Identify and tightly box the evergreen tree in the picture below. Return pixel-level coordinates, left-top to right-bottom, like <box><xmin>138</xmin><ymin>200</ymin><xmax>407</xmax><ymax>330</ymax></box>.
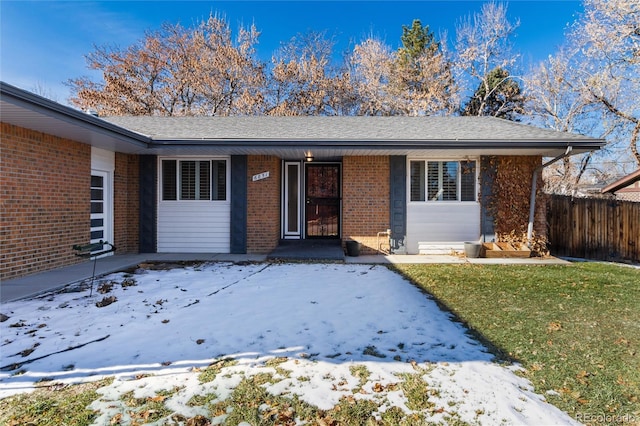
<box><xmin>462</xmin><ymin>67</ymin><xmax>524</xmax><ymax>120</ymax></box>
<box><xmin>390</xmin><ymin>19</ymin><xmax>457</xmax><ymax>115</ymax></box>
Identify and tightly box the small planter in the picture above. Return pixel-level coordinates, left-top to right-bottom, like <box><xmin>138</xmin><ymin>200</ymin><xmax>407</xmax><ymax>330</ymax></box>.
<box><xmin>464</xmin><ymin>242</ymin><xmax>482</xmax><ymax>258</ymax></box>
<box><xmin>345</xmin><ymin>240</ymin><xmax>361</xmax><ymax>257</ymax></box>
<box><xmin>482</xmin><ymin>242</ymin><xmax>531</xmax><ymax>258</ymax></box>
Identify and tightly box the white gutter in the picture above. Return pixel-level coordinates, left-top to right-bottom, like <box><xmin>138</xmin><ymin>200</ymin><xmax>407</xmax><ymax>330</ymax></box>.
<box><xmin>527</xmin><ymin>146</ymin><xmax>573</xmax><ymax>245</ymax></box>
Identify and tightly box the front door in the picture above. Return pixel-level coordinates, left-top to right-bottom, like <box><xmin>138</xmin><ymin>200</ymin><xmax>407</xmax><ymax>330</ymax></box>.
<box><xmin>305</xmin><ymin>164</ymin><xmax>340</xmax><ymax>238</ymax></box>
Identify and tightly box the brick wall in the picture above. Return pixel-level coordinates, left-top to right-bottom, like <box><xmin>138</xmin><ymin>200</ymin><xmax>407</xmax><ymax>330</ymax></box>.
<box><xmin>342</xmin><ymin>156</ymin><xmax>390</xmax><ymax>254</ymax></box>
<box><xmin>246</xmin><ymin>155</ymin><xmax>281</xmax><ymax>253</ymax></box>
<box><xmin>1</xmin><ymin>123</ymin><xmax>90</xmax><ymax>280</ymax></box>
<box><xmin>114</xmin><ymin>153</ymin><xmax>139</xmax><ymax>253</ymax></box>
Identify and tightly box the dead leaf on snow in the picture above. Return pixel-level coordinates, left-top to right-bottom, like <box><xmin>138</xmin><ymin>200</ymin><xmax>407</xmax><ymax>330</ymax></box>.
<box><xmin>97</xmin><ymin>282</ymin><xmax>114</xmax><ymax>294</ymax></box>
<box><xmin>386</xmin><ymin>383</ymin><xmax>399</xmax><ymax>391</ymax></box>
<box><xmin>96</xmin><ymin>296</ymin><xmax>117</xmax><ymax>308</ymax></box>
<box><xmin>110</xmin><ymin>413</ymin><xmax>123</xmax><ymax>425</ymax></box>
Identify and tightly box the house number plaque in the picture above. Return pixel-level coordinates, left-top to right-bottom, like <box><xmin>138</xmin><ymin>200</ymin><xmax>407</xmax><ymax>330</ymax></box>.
<box><xmin>252</xmin><ymin>171</ymin><xmax>270</xmax><ymax>181</ymax></box>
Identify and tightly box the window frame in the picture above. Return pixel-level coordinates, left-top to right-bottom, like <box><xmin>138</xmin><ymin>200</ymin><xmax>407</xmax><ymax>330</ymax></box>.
<box><xmin>159</xmin><ymin>157</ymin><xmax>230</xmax><ymax>203</ymax></box>
<box><xmin>408</xmin><ymin>158</ymin><xmax>478</xmax><ymax>203</ymax></box>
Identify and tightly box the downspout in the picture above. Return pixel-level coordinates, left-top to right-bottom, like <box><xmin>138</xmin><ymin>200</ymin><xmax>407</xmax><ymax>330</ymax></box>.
<box><xmin>527</xmin><ymin>146</ymin><xmax>573</xmax><ymax>246</ymax></box>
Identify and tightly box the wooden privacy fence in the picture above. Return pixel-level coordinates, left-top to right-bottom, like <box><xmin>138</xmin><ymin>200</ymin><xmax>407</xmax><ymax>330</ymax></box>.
<box><xmin>547</xmin><ymin>195</ymin><xmax>640</xmax><ymax>263</ymax></box>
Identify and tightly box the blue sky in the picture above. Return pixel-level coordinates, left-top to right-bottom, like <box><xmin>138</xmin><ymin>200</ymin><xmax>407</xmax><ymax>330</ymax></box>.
<box><xmin>1</xmin><ymin>1</ymin><xmax>583</xmax><ymax>104</ymax></box>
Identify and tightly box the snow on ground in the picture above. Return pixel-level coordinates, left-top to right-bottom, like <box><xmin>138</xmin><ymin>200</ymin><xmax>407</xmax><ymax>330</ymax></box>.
<box><xmin>0</xmin><ymin>262</ymin><xmax>578</xmax><ymax>424</ymax></box>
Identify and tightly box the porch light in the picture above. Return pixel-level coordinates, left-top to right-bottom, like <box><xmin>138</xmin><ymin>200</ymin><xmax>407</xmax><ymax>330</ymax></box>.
<box><xmin>305</xmin><ymin>153</ymin><xmax>314</xmax><ymax>162</ymax></box>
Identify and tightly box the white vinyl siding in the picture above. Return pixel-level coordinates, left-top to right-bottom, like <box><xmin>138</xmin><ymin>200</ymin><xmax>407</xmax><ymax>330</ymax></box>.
<box><xmin>90</xmin><ymin>147</ymin><xmax>114</xmax><ymax>255</ymax></box>
<box><xmin>406</xmin><ymin>203</ymin><xmax>481</xmax><ymax>254</ymax></box>
<box><xmin>158</xmin><ymin>157</ymin><xmax>230</xmax><ymax>253</ymax></box>
<box><xmin>406</xmin><ymin>158</ymin><xmax>479</xmax><ymax>254</ymax></box>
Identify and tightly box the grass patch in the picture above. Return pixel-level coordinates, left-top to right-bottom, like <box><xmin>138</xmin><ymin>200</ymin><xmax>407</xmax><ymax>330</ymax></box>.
<box><xmin>186</xmin><ymin>392</ymin><xmax>218</xmax><ymax>407</ymax></box>
<box><xmin>398</xmin><ymin>373</ymin><xmax>436</xmax><ymax>411</ymax></box>
<box><xmin>198</xmin><ymin>357</ymin><xmax>238</xmax><ymax>383</ymax></box>
<box><xmin>120</xmin><ymin>389</ymin><xmax>173</xmax><ymax>423</ymax></box>
<box><xmin>393</xmin><ymin>262</ymin><xmax>640</xmax><ymax>424</ymax></box>
<box><xmin>210</xmin><ymin>373</ymin><xmax>320</xmax><ymax>425</ymax></box>
<box><xmin>0</xmin><ymin>378</ymin><xmax>113</xmax><ymax>426</ymax></box>
<box><xmin>350</xmin><ymin>364</ymin><xmax>371</xmax><ymax>393</ymax></box>
<box><xmin>331</xmin><ymin>396</ymin><xmax>379</xmax><ymax>425</ymax></box>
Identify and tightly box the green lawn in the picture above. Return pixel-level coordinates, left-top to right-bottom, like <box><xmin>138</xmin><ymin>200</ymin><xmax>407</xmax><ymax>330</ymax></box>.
<box><xmin>393</xmin><ymin>262</ymin><xmax>640</xmax><ymax>425</ymax></box>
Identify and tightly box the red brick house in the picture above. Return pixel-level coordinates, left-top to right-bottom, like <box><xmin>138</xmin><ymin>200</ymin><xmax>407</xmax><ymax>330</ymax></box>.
<box><xmin>1</xmin><ymin>82</ymin><xmax>604</xmax><ymax>280</ymax></box>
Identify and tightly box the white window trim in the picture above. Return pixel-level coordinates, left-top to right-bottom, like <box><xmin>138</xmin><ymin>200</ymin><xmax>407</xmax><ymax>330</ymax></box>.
<box><xmin>282</xmin><ymin>161</ymin><xmax>302</xmax><ymax>239</ymax></box>
<box><xmin>407</xmin><ymin>157</ymin><xmax>479</xmax><ymax>204</ymax></box>
<box><xmin>158</xmin><ymin>156</ymin><xmax>230</xmax><ymax>204</ymax></box>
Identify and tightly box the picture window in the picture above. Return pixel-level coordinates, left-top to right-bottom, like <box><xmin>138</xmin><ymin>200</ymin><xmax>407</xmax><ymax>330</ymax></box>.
<box><xmin>162</xmin><ymin>159</ymin><xmax>227</xmax><ymax>201</ymax></box>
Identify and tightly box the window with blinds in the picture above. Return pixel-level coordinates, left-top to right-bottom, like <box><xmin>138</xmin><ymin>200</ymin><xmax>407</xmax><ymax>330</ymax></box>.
<box><xmin>162</xmin><ymin>159</ymin><xmax>227</xmax><ymax>201</ymax></box>
<box><xmin>410</xmin><ymin>160</ymin><xmax>476</xmax><ymax>202</ymax></box>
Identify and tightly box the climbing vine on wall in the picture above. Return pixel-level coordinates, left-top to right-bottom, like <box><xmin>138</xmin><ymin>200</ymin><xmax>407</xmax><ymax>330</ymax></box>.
<box><xmin>484</xmin><ymin>155</ymin><xmax>549</xmax><ymax>255</ymax></box>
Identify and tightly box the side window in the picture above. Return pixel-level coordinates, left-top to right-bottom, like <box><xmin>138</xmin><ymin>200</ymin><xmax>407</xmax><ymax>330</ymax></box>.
<box><xmin>460</xmin><ymin>161</ymin><xmax>476</xmax><ymax>202</ymax></box>
<box><xmin>162</xmin><ymin>159</ymin><xmax>227</xmax><ymax>201</ymax></box>
<box><xmin>212</xmin><ymin>160</ymin><xmax>227</xmax><ymax>201</ymax></box>
<box><xmin>410</xmin><ymin>161</ymin><xmax>425</xmax><ymax>201</ymax></box>
<box><xmin>162</xmin><ymin>160</ymin><xmax>177</xmax><ymax>200</ymax></box>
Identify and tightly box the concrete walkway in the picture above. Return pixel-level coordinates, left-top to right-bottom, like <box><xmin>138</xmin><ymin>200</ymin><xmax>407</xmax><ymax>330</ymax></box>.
<box><xmin>1</xmin><ymin>252</ymin><xmax>569</xmax><ymax>303</ymax></box>
<box><xmin>0</xmin><ymin>253</ymin><xmax>267</xmax><ymax>303</ymax></box>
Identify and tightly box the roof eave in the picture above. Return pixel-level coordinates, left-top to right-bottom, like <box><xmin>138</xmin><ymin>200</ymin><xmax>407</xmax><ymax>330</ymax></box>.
<box><xmin>148</xmin><ymin>137</ymin><xmax>605</xmax><ymax>152</ymax></box>
<box><xmin>1</xmin><ymin>81</ymin><xmax>150</xmax><ymax>151</ymax></box>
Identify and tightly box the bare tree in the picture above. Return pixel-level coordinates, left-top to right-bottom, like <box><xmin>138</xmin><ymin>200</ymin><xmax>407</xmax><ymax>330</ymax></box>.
<box><xmin>348</xmin><ymin>37</ymin><xmax>395</xmax><ymax>116</ymax></box>
<box><xmin>348</xmin><ymin>22</ymin><xmax>457</xmax><ymax>116</ymax></box>
<box><xmin>525</xmin><ymin>0</ymin><xmax>640</xmax><ymax>194</ymax></box>
<box><xmin>572</xmin><ymin>0</ymin><xmax>640</xmax><ymax>167</ymax></box>
<box><xmin>524</xmin><ymin>49</ymin><xmax>602</xmax><ymax>194</ymax></box>
<box><xmin>31</xmin><ymin>82</ymin><xmax>61</xmax><ymax>103</ymax></box>
<box><xmin>68</xmin><ymin>15</ymin><xmax>265</xmax><ymax>116</ymax></box>
<box><xmin>455</xmin><ymin>2</ymin><xmax>521</xmax><ymax>117</ymax></box>
<box><xmin>266</xmin><ymin>31</ymin><xmax>353</xmax><ymax>116</ymax></box>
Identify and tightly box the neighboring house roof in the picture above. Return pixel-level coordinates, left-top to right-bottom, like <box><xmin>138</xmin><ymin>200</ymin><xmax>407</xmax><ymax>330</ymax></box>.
<box><xmin>1</xmin><ymin>81</ymin><xmax>605</xmax><ymax>158</ymax></box>
<box><xmin>602</xmin><ymin>169</ymin><xmax>640</xmax><ymax>202</ymax></box>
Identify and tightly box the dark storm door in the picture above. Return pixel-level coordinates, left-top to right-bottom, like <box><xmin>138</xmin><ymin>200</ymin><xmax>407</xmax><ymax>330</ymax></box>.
<box><xmin>305</xmin><ymin>164</ymin><xmax>340</xmax><ymax>238</ymax></box>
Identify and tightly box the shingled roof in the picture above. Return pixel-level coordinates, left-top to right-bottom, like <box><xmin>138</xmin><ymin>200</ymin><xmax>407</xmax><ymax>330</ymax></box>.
<box><xmin>1</xmin><ymin>81</ymin><xmax>605</xmax><ymax>157</ymax></box>
<box><xmin>104</xmin><ymin>115</ymin><xmax>597</xmax><ymax>143</ymax></box>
